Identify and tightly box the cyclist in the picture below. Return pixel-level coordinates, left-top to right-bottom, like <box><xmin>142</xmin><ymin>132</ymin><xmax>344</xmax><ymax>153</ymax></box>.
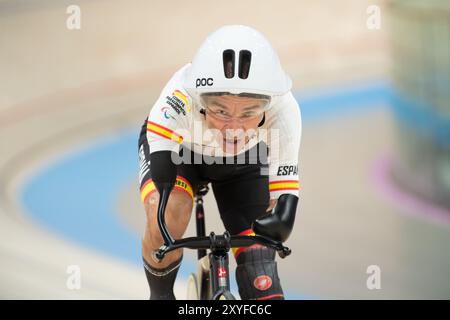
<box><xmin>138</xmin><ymin>25</ymin><xmax>301</xmax><ymax>300</ymax></box>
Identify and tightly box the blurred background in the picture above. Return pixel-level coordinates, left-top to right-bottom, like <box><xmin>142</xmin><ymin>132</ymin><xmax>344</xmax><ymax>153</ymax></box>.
<box><xmin>0</xmin><ymin>0</ymin><xmax>449</xmax><ymax>299</ymax></box>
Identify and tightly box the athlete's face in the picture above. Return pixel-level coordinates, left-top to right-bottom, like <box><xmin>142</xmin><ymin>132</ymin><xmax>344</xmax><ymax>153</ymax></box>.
<box><xmin>201</xmin><ymin>94</ymin><xmax>267</xmax><ymax>153</ymax></box>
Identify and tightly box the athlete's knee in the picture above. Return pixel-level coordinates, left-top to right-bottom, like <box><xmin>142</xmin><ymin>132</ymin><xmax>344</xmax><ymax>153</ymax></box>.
<box><xmin>142</xmin><ymin>192</ymin><xmax>186</xmax><ymax>266</ymax></box>
<box><xmin>147</xmin><ymin>187</ymin><xmax>192</xmax><ymax>214</ymax></box>
<box><xmin>235</xmin><ymin>247</ymin><xmax>284</xmax><ymax>300</ymax></box>
<box><xmin>144</xmin><ymin>190</ymin><xmax>192</xmax><ymax>244</ymax></box>
<box><xmin>142</xmin><ymin>235</ymin><xmax>182</xmax><ymax>268</ymax></box>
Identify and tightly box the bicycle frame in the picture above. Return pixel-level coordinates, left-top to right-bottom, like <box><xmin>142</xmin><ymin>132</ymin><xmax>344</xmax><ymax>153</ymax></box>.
<box><xmin>194</xmin><ymin>186</ymin><xmax>233</xmax><ymax>299</ymax></box>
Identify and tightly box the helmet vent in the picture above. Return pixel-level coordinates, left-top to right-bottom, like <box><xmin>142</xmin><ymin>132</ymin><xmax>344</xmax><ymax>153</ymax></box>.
<box><xmin>222</xmin><ymin>49</ymin><xmax>235</xmax><ymax>79</ymax></box>
<box><xmin>238</xmin><ymin>50</ymin><xmax>252</xmax><ymax>79</ymax></box>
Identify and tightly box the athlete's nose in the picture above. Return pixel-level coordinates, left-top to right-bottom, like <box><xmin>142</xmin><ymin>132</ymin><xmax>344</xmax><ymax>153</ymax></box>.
<box><xmin>223</xmin><ymin>118</ymin><xmax>243</xmax><ymax>131</ymax></box>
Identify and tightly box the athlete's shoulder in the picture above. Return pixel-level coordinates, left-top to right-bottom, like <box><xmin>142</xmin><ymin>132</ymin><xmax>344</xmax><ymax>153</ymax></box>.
<box><xmin>150</xmin><ymin>64</ymin><xmax>193</xmax><ymax>119</ymax></box>
<box><xmin>164</xmin><ymin>63</ymin><xmax>190</xmax><ymax>90</ymax></box>
<box><xmin>271</xmin><ymin>90</ymin><xmax>299</xmax><ymax>111</ymax></box>
<box><xmin>152</xmin><ymin>63</ymin><xmax>194</xmax><ymax>117</ymax></box>
<box><xmin>265</xmin><ymin>90</ymin><xmax>301</xmax><ymax>124</ymax></box>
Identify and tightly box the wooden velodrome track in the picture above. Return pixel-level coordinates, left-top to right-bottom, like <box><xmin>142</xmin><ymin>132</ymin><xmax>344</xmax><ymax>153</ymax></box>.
<box><xmin>1</xmin><ymin>0</ymin><xmax>449</xmax><ymax>299</ymax></box>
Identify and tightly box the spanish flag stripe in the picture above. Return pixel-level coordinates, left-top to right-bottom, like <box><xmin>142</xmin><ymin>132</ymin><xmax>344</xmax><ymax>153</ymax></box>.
<box><xmin>146</xmin><ymin>124</ymin><xmax>172</xmax><ymax>137</ymax></box>
<box><xmin>238</xmin><ymin>229</ymin><xmax>255</xmax><ymax>236</ymax></box>
<box><xmin>269</xmin><ymin>180</ymin><xmax>300</xmax><ymax>191</ymax></box>
<box><xmin>146</xmin><ymin>125</ymin><xmax>181</xmax><ymax>141</ymax></box>
<box><xmin>269</xmin><ymin>180</ymin><xmax>299</xmax><ymax>184</ymax></box>
<box><xmin>146</xmin><ymin>121</ymin><xmax>175</xmax><ymax>133</ymax></box>
<box><xmin>146</xmin><ymin>127</ymin><xmax>171</xmax><ymax>140</ymax></box>
<box><xmin>232</xmin><ymin>229</ymin><xmax>257</xmax><ymax>258</ymax></box>
<box><xmin>269</xmin><ymin>183</ymin><xmax>299</xmax><ymax>188</ymax></box>
<box><xmin>176</xmin><ymin>176</ymin><xmax>192</xmax><ymax>188</ymax></box>
<box><xmin>174</xmin><ymin>175</ymin><xmax>194</xmax><ymax>199</ymax></box>
<box><xmin>140</xmin><ymin>180</ymin><xmax>156</xmax><ymax>194</ymax></box>
<box><xmin>142</xmin><ymin>186</ymin><xmax>194</xmax><ymax>204</ymax></box>
<box><xmin>140</xmin><ymin>176</ymin><xmax>194</xmax><ymax>204</ymax></box>
<box><xmin>140</xmin><ymin>179</ymin><xmax>153</xmax><ymax>191</ymax></box>
<box><xmin>269</xmin><ymin>187</ymin><xmax>299</xmax><ymax>192</ymax></box>
<box><xmin>141</xmin><ymin>183</ymin><xmax>156</xmax><ymax>203</ymax></box>
<box><xmin>270</xmin><ymin>182</ymin><xmax>299</xmax><ymax>186</ymax></box>
<box><xmin>142</xmin><ymin>189</ymin><xmax>157</xmax><ymax>204</ymax></box>
<box><xmin>146</xmin><ymin>121</ymin><xmax>183</xmax><ymax>143</ymax></box>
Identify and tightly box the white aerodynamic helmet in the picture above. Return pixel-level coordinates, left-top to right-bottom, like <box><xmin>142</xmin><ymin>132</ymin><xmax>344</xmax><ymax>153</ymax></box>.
<box><xmin>183</xmin><ymin>25</ymin><xmax>292</xmax><ymax>109</ymax></box>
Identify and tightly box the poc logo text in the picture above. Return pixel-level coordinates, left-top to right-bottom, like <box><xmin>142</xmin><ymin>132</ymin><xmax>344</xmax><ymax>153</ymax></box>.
<box><xmin>196</xmin><ymin>78</ymin><xmax>214</xmax><ymax>88</ymax></box>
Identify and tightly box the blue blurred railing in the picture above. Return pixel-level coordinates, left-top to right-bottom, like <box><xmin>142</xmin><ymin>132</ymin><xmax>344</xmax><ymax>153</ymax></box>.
<box><xmin>388</xmin><ymin>0</ymin><xmax>450</xmax><ymax>207</ymax></box>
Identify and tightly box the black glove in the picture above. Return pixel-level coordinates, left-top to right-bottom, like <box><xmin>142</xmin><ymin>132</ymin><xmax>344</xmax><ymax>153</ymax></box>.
<box><xmin>252</xmin><ymin>194</ymin><xmax>298</xmax><ymax>243</ymax></box>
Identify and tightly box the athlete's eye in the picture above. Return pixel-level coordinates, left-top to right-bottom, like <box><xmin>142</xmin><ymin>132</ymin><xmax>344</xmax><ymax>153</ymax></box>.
<box><xmin>214</xmin><ymin>109</ymin><xmax>231</xmax><ymax>118</ymax></box>
<box><xmin>240</xmin><ymin>112</ymin><xmax>256</xmax><ymax>118</ymax></box>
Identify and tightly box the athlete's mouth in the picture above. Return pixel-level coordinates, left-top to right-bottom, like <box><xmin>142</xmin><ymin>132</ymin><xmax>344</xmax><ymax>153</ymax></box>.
<box><xmin>223</xmin><ymin>137</ymin><xmax>239</xmax><ymax>145</ymax></box>
<box><xmin>223</xmin><ymin>135</ymin><xmax>252</xmax><ymax>147</ymax></box>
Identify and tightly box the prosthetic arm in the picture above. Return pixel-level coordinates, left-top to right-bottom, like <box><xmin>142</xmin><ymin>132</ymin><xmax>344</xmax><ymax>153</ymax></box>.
<box><xmin>149</xmin><ymin>150</ymin><xmax>177</xmax><ymax>244</ymax></box>
<box><xmin>252</xmin><ymin>194</ymin><xmax>298</xmax><ymax>243</ymax></box>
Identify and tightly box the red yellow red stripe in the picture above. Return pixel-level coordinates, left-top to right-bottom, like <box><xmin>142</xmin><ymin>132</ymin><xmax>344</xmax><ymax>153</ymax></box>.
<box><xmin>232</xmin><ymin>229</ymin><xmax>263</xmax><ymax>258</ymax></box>
<box><xmin>174</xmin><ymin>176</ymin><xmax>194</xmax><ymax>199</ymax></box>
<box><xmin>140</xmin><ymin>176</ymin><xmax>193</xmax><ymax>204</ymax></box>
<box><xmin>269</xmin><ymin>180</ymin><xmax>300</xmax><ymax>192</ymax></box>
<box><xmin>146</xmin><ymin>121</ymin><xmax>183</xmax><ymax>144</ymax></box>
<box><xmin>140</xmin><ymin>179</ymin><xmax>156</xmax><ymax>204</ymax></box>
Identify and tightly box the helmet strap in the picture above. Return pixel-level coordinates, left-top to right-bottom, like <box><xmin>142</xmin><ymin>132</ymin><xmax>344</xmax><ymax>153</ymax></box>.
<box><xmin>257</xmin><ymin>113</ymin><xmax>265</xmax><ymax>127</ymax></box>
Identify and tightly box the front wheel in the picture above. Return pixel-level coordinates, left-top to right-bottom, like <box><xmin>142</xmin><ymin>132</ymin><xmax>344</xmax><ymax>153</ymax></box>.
<box><xmin>186</xmin><ymin>273</ymin><xmax>199</xmax><ymax>300</ymax></box>
<box><xmin>214</xmin><ymin>290</ymin><xmax>236</xmax><ymax>300</ymax></box>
